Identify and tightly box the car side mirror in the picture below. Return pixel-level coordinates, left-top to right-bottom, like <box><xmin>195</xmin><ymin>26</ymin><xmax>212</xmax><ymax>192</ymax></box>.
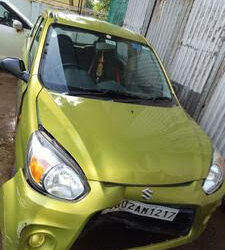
<box><xmin>0</xmin><ymin>58</ymin><xmax>29</xmax><ymax>82</ymax></box>
<box><xmin>13</xmin><ymin>20</ymin><xmax>23</xmax><ymax>31</ymax></box>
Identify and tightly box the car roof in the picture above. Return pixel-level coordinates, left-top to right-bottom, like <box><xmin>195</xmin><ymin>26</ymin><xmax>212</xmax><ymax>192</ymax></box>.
<box><xmin>45</xmin><ymin>11</ymin><xmax>147</xmax><ymax>45</ymax></box>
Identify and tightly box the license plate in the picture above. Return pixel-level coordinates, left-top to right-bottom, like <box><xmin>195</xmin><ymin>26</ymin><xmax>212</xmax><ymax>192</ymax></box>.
<box><xmin>102</xmin><ymin>200</ymin><xmax>179</xmax><ymax>222</ymax></box>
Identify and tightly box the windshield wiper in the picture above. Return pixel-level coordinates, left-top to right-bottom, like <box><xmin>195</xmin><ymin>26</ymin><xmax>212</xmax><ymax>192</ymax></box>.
<box><xmin>99</xmin><ymin>89</ymin><xmax>146</xmax><ymax>100</ymax></box>
<box><xmin>62</xmin><ymin>87</ymin><xmax>173</xmax><ymax>104</ymax></box>
<box><xmin>62</xmin><ymin>87</ymin><xmax>104</xmax><ymax>96</ymax></box>
<box><xmin>63</xmin><ymin>88</ymin><xmax>145</xmax><ymax>100</ymax></box>
<box><xmin>149</xmin><ymin>96</ymin><xmax>173</xmax><ymax>102</ymax></box>
<box><xmin>100</xmin><ymin>90</ymin><xmax>174</xmax><ymax>102</ymax></box>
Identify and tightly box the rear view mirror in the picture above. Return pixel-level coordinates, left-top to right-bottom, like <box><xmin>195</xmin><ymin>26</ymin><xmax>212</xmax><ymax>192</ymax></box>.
<box><xmin>13</xmin><ymin>20</ymin><xmax>23</xmax><ymax>31</ymax></box>
<box><xmin>0</xmin><ymin>57</ymin><xmax>29</xmax><ymax>82</ymax></box>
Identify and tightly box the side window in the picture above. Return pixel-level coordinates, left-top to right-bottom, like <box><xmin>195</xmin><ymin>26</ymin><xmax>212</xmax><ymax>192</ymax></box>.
<box><xmin>28</xmin><ymin>19</ymin><xmax>44</xmax><ymax>71</ymax></box>
<box><xmin>0</xmin><ymin>2</ymin><xmax>30</xmax><ymax>29</ymax></box>
<box><xmin>29</xmin><ymin>16</ymin><xmax>41</xmax><ymax>37</ymax></box>
<box><xmin>0</xmin><ymin>2</ymin><xmax>13</xmax><ymax>27</ymax></box>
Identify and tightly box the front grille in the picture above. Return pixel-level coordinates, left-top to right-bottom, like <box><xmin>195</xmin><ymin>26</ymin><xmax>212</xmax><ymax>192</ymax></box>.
<box><xmin>71</xmin><ymin>205</ymin><xmax>195</xmax><ymax>250</ymax></box>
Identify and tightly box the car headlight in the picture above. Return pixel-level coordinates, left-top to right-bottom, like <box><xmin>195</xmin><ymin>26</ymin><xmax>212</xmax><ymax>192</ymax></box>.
<box><xmin>25</xmin><ymin>130</ymin><xmax>89</xmax><ymax>201</ymax></box>
<box><xmin>202</xmin><ymin>150</ymin><xmax>225</xmax><ymax>194</ymax></box>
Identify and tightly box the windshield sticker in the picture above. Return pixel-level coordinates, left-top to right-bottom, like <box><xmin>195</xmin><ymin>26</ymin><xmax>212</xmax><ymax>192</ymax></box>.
<box><xmin>105</xmin><ymin>39</ymin><xmax>116</xmax><ymax>46</ymax></box>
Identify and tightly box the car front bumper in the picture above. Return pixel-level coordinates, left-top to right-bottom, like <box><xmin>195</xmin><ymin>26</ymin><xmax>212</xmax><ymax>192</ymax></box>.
<box><xmin>0</xmin><ymin>169</ymin><xmax>224</xmax><ymax>250</ymax></box>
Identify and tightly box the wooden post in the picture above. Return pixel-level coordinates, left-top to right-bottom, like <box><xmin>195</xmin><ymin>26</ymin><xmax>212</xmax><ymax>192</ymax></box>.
<box><xmin>69</xmin><ymin>0</ymin><xmax>73</xmax><ymax>6</ymax></box>
<box><xmin>79</xmin><ymin>0</ymin><xmax>84</xmax><ymax>15</ymax></box>
<box><xmin>77</xmin><ymin>0</ymin><xmax>81</xmax><ymax>12</ymax></box>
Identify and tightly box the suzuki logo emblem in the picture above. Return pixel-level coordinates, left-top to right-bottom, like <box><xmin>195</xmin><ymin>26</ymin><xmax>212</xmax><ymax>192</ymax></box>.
<box><xmin>141</xmin><ymin>188</ymin><xmax>153</xmax><ymax>200</ymax></box>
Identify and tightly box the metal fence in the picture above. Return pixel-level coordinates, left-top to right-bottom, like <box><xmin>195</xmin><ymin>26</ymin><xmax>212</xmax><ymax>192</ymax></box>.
<box><xmin>124</xmin><ymin>0</ymin><xmax>225</xmax><ymax>158</ymax></box>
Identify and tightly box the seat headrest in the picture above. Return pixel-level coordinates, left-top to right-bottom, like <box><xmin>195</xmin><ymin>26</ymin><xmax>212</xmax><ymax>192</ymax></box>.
<box><xmin>57</xmin><ymin>34</ymin><xmax>74</xmax><ymax>47</ymax></box>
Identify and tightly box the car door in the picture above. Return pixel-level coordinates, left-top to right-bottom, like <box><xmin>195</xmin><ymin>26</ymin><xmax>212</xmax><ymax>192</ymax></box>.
<box><xmin>0</xmin><ymin>1</ymin><xmax>32</xmax><ymax>59</ymax></box>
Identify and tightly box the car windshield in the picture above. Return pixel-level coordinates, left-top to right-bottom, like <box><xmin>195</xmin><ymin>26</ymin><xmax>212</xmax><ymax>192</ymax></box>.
<box><xmin>40</xmin><ymin>24</ymin><xmax>174</xmax><ymax>106</ymax></box>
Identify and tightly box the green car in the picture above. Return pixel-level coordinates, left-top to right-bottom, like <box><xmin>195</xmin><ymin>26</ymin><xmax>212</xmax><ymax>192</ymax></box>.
<box><xmin>0</xmin><ymin>11</ymin><xmax>225</xmax><ymax>250</ymax></box>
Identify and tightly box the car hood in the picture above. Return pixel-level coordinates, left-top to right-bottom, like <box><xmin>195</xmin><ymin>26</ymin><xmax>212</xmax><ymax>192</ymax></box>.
<box><xmin>37</xmin><ymin>89</ymin><xmax>212</xmax><ymax>185</ymax></box>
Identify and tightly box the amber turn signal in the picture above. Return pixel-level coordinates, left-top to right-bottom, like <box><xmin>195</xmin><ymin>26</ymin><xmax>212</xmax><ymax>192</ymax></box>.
<box><xmin>29</xmin><ymin>156</ymin><xmax>45</xmax><ymax>183</ymax></box>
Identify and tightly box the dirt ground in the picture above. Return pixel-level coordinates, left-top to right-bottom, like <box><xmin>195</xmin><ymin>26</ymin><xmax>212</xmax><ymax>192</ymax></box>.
<box><xmin>0</xmin><ymin>72</ymin><xmax>16</xmax><ymax>186</ymax></box>
<box><xmin>0</xmin><ymin>72</ymin><xmax>224</xmax><ymax>250</ymax></box>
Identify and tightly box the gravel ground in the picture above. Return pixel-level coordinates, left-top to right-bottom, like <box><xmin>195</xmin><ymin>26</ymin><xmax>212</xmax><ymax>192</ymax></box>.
<box><xmin>0</xmin><ymin>72</ymin><xmax>224</xmax><ymax>250</ymax></box>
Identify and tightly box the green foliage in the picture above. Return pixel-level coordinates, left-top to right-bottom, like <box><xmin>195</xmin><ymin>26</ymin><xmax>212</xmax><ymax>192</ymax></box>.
<box><xmin>93</xmin><ymin>0</ymin><xmax>111</xmax><ymax>14</ymax></box>
<box><xmin>91</xmin><ymin>0</ymin><xmax>111</xmax><ymax>20</ymax></box>
<box><xmin>85</xmin><ymin>0</ymin><xmax>94</xmax><ymax>9</ymax></box>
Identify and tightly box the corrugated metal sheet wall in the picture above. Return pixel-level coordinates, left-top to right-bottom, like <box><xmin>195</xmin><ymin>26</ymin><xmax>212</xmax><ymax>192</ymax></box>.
<box><xmin>146</xmin><ymin>0</ymin><xmax>193</xmax><ymax>66</ymax></box>
<box><xmin>169</xmin><ymin>0</ymin><xmax>225</xmax><ymax>116</ymax></box>
<box><xmin>200</xmin><ymin>57</ymin><xmax>225</xmax><ymax>158</ymax></box>
<box><xmin>123</xmin><ymin>0</ymin><xmax>156</xmax><ymax>34</ymax></box>
<box><xmin>124</xmin><ymin>0</ymin><xmax>225</xmax><ymax>156</ymax></box>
